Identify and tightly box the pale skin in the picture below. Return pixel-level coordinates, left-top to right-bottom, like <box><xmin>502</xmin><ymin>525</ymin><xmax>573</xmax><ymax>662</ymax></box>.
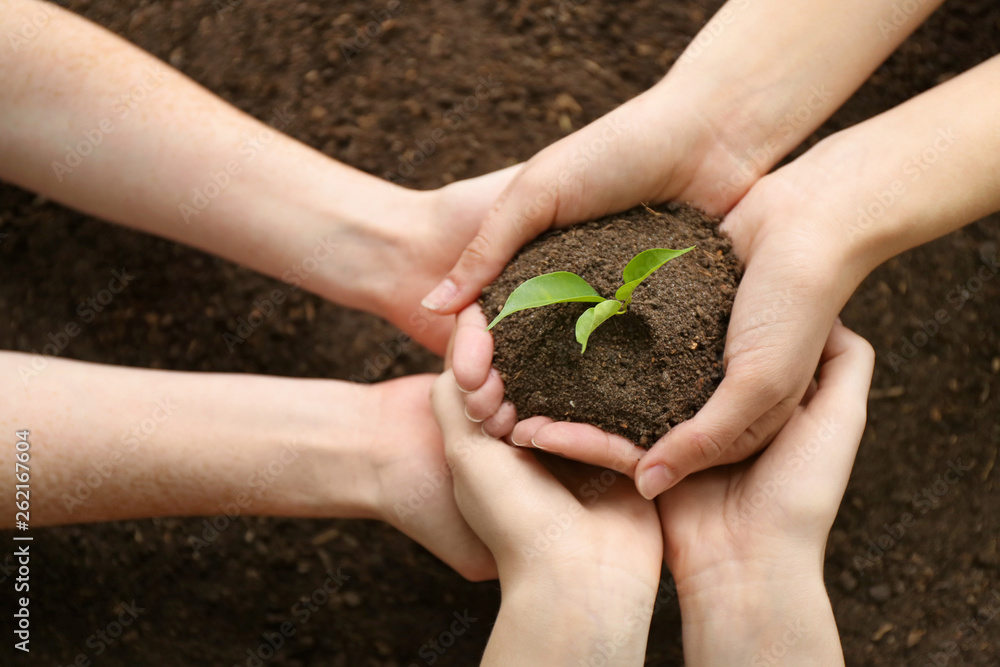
<box><xmin>0</xmin><ymin>0</ymin><xmax>520</xmax><ymax>354</ymax></box>
<box><xmin>434</xmin><ymin>321</ymin><xmax>875</xmax><ymax>664</ymax></box>
<box><xmin>0</xmin><ymin>353</ymin><xmax>499</xmax><ymax>580</ymax></box>
<box><xmin>0</xmin><ymin>0</ymin><xmax>955</xmax><ymax>661</ymax></box>
<box><xmin>661</xmin><ymin>322</ymin><xmax>873</xmax><ymax>665</ymax></box>
<box><xmin>0</xmin><ymin>0</ymin><xmax>523</xmax><ymax>579</ymax></box>
<box><xmin>445</xmin><ymin>0</ymin><xmax>1000</xmax><ymax>500</ymax></box>
<box><xmin>431</xmin><ymin>368</ymin><xmax>662</xmax><ymax>667</ymax></box>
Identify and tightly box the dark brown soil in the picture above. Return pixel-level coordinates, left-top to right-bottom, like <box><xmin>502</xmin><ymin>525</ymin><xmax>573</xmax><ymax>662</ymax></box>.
<box><xmin>1</xmin><ymin>1</ymin><xmax>998</xmax><ymax>666</ymax></box>
<box><xmin>481</xmin><ymin>204</ymin><xmax>740</xmax><ymax>446</ymax></box>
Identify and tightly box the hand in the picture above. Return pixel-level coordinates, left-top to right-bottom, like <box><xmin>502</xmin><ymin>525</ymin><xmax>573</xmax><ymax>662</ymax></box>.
<box><xmin>658</xmin><ymin>321</ymin><xmax>873</xmax><ymax>665</ymax></box>
<box><xmin>631</xmin><ymin>167</ymin><xmax>864</xmax><ymax>497</ymax></box>
<box><xmin>465</xmin><ymin>150</ymin><xmax>870</xmax><ymax>500</ymax></box>
<box><xmin>419</xmin><ymin>81</ymin><xmax>761</xmax><ymax>316</ymax></box>
<box><xmin>368</xmin><ymin>374</ymin><xmax>497</xmax><ymax>581</ymax></box>
<box><xmin>351</xmin><ymin>167</ymin><xmax>521</xmax><ymax>355</ymax></box>
<box><xmin>430</xmin><ymin>369</ymin><xmax>662</xmax><ymax>666</ymax></box>
<box><xmin>442</xmin><ymin>78</ymin><xmax>766</xmax><ymax>475</ymax></box>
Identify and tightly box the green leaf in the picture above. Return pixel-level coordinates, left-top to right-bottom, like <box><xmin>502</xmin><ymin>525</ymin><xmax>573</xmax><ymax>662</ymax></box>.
<box><xmin>574</xmin><ymin>299</ymin><xmax>622</xmax><ymax>353</ymax></box>
<box><xmin>614</xmin><ymin>246</ymin><xmax>695</xmax><ymax>305</ymax></box>
<box><xmin>487</xmin><ymin>271</ymin><xmax>605</xmax><ymax>330</ymax></box>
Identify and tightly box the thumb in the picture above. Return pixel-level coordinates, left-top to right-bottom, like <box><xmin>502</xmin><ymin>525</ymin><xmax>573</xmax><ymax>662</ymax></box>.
<box><xmin>421</xmin><ymin>100</ymin><xmax>664</xmax><ymax>315</ymax></box>
<box><xmin>421</xmin><ymin>162</ymin><xmax>558</xmax><ymax>315</ymax></box>
<box><xmin>635</xmin><ymin>357</ymin><xmax>800</xmax><ymax>499</ymax></box>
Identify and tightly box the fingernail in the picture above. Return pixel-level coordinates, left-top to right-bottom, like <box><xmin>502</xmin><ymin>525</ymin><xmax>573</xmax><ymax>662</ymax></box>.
<box><xmin>481</xmin><ymin>423</ymin><xmax>492</xmax><ymax>438</ymax></box>
<box><xmin>530</xmin><ymin>437</ymin><xmax>550</xmax><ymax>452</ymax></box>
<box><xmin>458</xmin><ymin>385</ymin><xmax>474</xmax><ymax>394</ymax></box>
<box><xmin>464</xmin><ymin>404</ymin><xmax>484</xmax><ymax>423</ymax></box>
<box><xmin>421</xmin><ymin>279</ymin><xmax>458</xmax><ymax>312</ymax></box>
<box><xmin>511</xmin><ymin>436</ymin><xmax>530</xmax><ymax>447</ymax></box>
<box><xmin>637</xmin><ymin>465</ymin><xmax>674</xmax><ymax>499</ymax></box>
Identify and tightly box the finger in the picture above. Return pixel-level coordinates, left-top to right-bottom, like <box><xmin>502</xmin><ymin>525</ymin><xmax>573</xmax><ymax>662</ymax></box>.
<box><xmin>530</xmin><ymin>421</ymin><xmax>644</xmax><ymax>478</ymax></box>
<box><xmin>510</xmin><ymin>415</ymin><xmax>554</xmax><ymax>447</ymax></box>
<box><xmin>465</xmin><ymin>368</ymin><xmax>505</xmax><ymax>422</ymax></box>
<box><xmin>635</xmin><ymin>363</ymin><xmax>797</xmax><ymax>499</ymax></box>
<box><xmin>482</xmin><ymin>401</ymin><xmax>517</xmax><ymax>439</ymax></box>
<box><xmin>431</xmin><ymin>371</ymin><xmax>574</xmax><ymax>509</ymax></box>
<box><xmin>766</xmin><ymin>322</ymin><xmax>874</xmax><ymax>488</ymax></box>
<box><xmin>421</xmin><ymin>162</ymin><xmax>555</xmax><ymax>314</ymax></box>
<box><xmin>801</xmin><ymin>378</ymin><xmax>819</xmax><ymax>405</ymax></box>
<box><xmin>451</xmin><ymin>304</ymin><xmax>494</xmax><ymax>392</ymax></box>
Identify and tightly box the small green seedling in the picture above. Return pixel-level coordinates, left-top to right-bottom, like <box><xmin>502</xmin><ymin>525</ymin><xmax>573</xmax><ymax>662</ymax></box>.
<box><xmin>487</xmin><ymin>246</ymin><xmax>695</xmax><ymax>353</ymax></box>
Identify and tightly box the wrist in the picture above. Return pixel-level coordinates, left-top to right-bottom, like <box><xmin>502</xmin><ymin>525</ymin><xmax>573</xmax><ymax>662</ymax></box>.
<box><xmin>492</xmin><ymin>565</ymin><xmax>656</xmax><ymax>666</ymax></box>
<box><xmin>211</xmin><ymin>376</ymin><xmax>382</xmax><ymax>520</ymax></box>
<box><xmin>642</xmin><ymin>72</ymin><xmax>796</xmax><ymax>212</ymax></box>
<box><xmin>221</xmin><ymin>144</ymin><xmax>422</xmax><ymax>315</ymax></box>
<box><xmin>674</xmin><ymin>558</ymin><xmax>842</xmax><ymax>666</ymax></box>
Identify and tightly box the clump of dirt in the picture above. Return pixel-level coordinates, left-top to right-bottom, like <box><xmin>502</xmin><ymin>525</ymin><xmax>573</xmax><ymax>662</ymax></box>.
<box><xmin>480</xmin><ymin>203</ymin><xmax>742</xmax><ymax>446</ymax></box>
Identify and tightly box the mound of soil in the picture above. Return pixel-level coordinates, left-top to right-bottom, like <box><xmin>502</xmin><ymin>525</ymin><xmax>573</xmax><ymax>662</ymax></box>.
<box><xmin>480</xmin><ymin>203</ymin><xmax>741</xmax><ymax>446</ymax></box>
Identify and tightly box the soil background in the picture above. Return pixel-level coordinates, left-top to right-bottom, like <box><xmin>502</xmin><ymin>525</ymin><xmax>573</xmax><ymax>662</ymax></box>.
<box><xmin>1</xmin><ymin>1</ymin><xmax>999</xmax><ymax>665</ymax></box>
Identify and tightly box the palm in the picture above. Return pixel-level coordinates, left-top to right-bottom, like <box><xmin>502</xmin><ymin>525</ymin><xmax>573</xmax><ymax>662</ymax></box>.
<box><xmin>372</xmin><ymin>374</ymin><xmax>497</xmax><ymax>581</ymax></box>
<box><xmin>383</xmin><ymin>170</ymin><xmax>522</xmax><ymax>354</ymax></box>
<box><xmin>656</xmin><ymin>464</ymin><xmax>775</xmax><ymax>572</ymax></box>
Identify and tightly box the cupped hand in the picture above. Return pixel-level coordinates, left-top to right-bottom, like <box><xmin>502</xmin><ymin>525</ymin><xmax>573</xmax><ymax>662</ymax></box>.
<box><xmin>361</xmin><ymin>167</ymin><xmax>523</xmax><ymax>355</ymax></box>
<box><xmin>440</xmin><ymin>85</ymin><xmax>766</xmax><ymax>467</ymax></box>
<box><xmin>429</xmin><ymin>369</ymin><xmax>662</xmax><ymax>590</ymax></box>
<box><xmin>456</xmin><ymin>150</ymin><xmax>873</xmax><ymax>505</ymax></box>
<box><xmin>657</xmin><ymin>320</ymin><xmax>874</xmax><ymax>582</ymax></box>
<box><xmin>367</xmin><ymin>373</ymin><xmax>497</xmax><ymax>581</ymax></box>
<box><xmin>420</xmin><ymin>84</ymin><xmax>759</xmax><ymax>317</ymax></box>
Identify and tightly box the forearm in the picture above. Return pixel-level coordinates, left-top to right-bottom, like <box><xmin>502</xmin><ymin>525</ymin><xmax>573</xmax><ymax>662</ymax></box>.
<box><xmin>0</xmin><ymin>352</ymin><xmax>380</xmax><ymax>526</ymax></box>
<box><xmin>797</xmin><ymin>54</ymin><xmax>1000</xmax><ymax>274</ymax></box>
<box><xmin>652</xmin><ymin>0</ymin><xmax>944</xmax><ymax>200</ymax></box>
<box><xmin>0</xmin><ymin>0</ymin><xmax>416</xmax><ymax>312</ymax></box>
<box><xmin>483</xmin><ymin>568</ymin><xmax>654</xmax><ymax>667</ymax></box>
<box><xmin>677</xmin><ymin>561</ymin><xmax>843</xmax><ymax>666</ymax></box>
